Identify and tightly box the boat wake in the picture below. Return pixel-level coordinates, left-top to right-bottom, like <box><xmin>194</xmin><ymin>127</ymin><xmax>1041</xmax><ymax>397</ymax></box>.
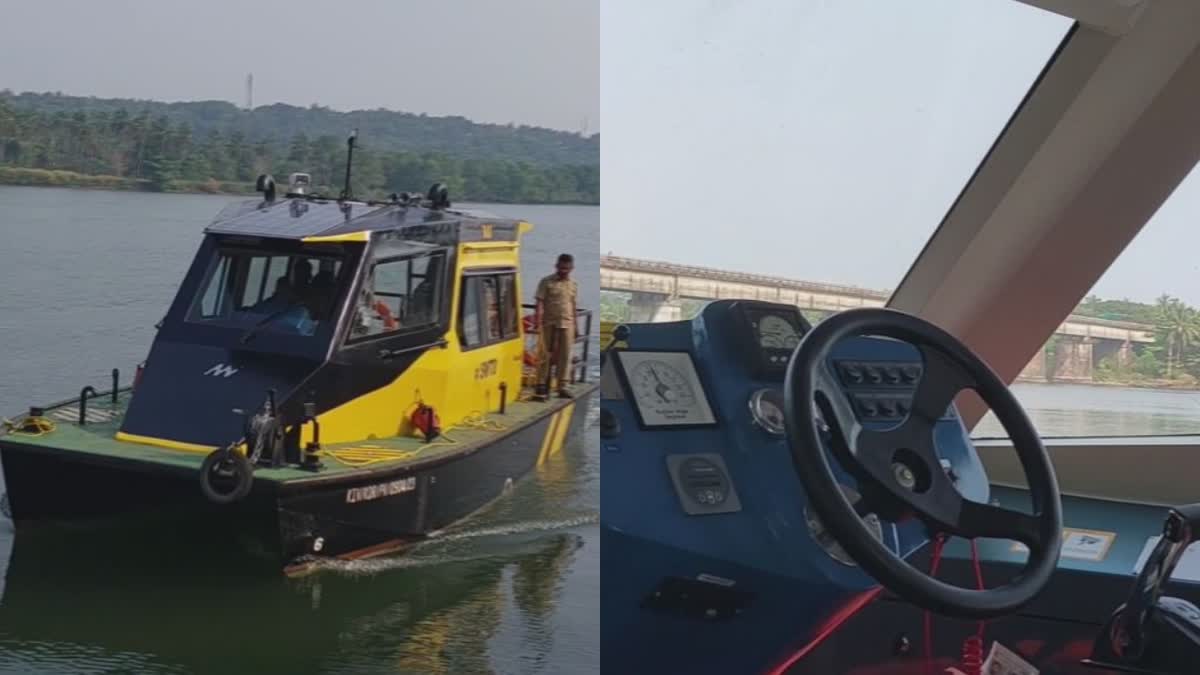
<box><xmin>303</xmin><ymin>512</ymin><xmax>598</xmax><ymax>576</ymax></box>
<box><xmin>426</xmin><ymin>512</ymin><xmax>598</xmax><ymax>543</ymax></box>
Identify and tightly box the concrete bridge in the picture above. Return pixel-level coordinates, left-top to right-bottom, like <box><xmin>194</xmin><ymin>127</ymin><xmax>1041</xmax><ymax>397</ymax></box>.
<box><xmin>600</xmin><ymin>255</ymin><xmax>1155</xmax><ymax>383</ymax></box>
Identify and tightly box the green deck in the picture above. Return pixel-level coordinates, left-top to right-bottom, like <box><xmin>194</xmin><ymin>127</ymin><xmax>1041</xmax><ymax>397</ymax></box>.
<box><xmin>0</xmin><ymin>383</ymin><xmax>594</xmax><ymax>486</ymax></box>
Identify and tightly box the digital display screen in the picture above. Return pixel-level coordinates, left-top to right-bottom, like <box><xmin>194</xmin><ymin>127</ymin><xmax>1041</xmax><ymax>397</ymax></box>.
<box><xmin>731</xmin><ymin>301</ymin><xmax>812</xmax><ymax>377</ymax></box>
<box><xmin>744</xmin><ymin>306</ymin><xmax>807</xmax><ymax>351</ymax></box>
<box><xmin>753</xmin><ymin>312</ymin><xmax>803</xmax><ymax>350</ymax></box>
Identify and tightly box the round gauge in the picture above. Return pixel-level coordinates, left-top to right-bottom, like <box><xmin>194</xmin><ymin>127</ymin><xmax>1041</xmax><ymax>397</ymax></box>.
<box><xmin>630</xmin><ymin>359</ymin><xmax>697</xmax><ymax>409</ymax></box>
<box><xmin>749</xmin><ymin>388</ymin><xmax>786</xmax><ymax>436</ymax></box>
<box><xmin>758</xmin><ymin>314</ymin><xmax>800</xmax><ymax>349</ymax></box>
<box><xmin>804</xmin><ymin>486</ymin><xmax>884</xmax><ymax>567</ymax></box>
<box><xmin>749</xmin><ymin>389</ymin><xmax>830</xmax><ymax>437</ymax></box>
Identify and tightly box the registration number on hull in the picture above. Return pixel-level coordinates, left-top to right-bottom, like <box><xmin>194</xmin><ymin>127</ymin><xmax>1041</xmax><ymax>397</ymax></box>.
<box><xmin>345</xmin><ymin>476</ymin><xmax>417</xmax><ymax>504</ymax></box>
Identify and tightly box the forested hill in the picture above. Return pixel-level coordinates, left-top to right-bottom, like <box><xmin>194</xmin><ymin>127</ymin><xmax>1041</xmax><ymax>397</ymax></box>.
<box><xmin>0</xmin><ymin>91</ymin><xmax>598</xmax><ymax>203</ymax></box>
<box><xmin>2</xmin><ymin>91</ymin><xmax>598</xmax><ymax>166</ymax></box>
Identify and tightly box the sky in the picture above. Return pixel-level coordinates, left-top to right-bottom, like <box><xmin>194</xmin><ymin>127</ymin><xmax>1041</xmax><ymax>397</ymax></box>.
<box><xmin>0</xmin><ymin>0</ymin><xmax>598</xmax><ymax>134</ymax></box>
<box><xmin>600</xmin><ymin>0</ymin><xmax>1200</xmax><ymax>306</ymax></box>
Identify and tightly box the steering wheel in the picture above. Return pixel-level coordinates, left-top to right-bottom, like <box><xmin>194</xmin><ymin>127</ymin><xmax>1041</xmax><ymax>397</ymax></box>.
<box><xmin>783</xmin><ymin>308</ymin><xmax>1063</xmax><ymax>619</ymax></box>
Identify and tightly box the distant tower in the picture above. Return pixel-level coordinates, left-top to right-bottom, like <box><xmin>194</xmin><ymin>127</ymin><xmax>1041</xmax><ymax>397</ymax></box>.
<box><xmin>580</xmin><ymin>116</ymin><xmax>590</xmax><ymax>136</ymax></box>
<box><xmin>245</xmin><ymin>73</ymin><xmax>254</xmax><ymax>110</ymax></box>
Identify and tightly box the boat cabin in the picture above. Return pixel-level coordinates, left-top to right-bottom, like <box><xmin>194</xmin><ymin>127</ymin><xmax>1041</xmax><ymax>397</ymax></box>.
<box><xmin>118</xmin><ymin>191</ymin><xmax>532</xmax><ymax>459</ymax></box>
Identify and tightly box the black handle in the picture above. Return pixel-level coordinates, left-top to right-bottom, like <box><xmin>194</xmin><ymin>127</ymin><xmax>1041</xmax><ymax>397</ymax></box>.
<box><xmin>79</xmin><ymin>386</ymin><xmax>97</xmax><ymax>425</ymax></box>
<box><xmin>378</xmin><ymin>338</ymin><xmax>448</xmax><ymax>360</ymax></box>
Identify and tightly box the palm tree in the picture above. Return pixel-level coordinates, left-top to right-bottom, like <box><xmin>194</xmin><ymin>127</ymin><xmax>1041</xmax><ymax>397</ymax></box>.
<box><xmin>1155</xmin><ymin>295</ymin><xmax>1200</xmax><ymax>378</ymax></box>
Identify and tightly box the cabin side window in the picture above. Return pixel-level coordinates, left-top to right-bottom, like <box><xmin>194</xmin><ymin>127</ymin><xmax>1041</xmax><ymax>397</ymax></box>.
<box><xmin>459</xmin><ymin>269</ymin><xmax>520</xmax><ymax>350</ymax></box>
<box><xmin>349</xmin><ymin>250</ymin><xmax>446</xmax><ymax>341</ymax></box>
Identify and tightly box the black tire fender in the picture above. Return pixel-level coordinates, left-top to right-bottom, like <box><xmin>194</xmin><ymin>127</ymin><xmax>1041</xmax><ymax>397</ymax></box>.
<box><xmin>199</xmin><ymin>446</ymin><xmax>254</xmax><ymax>504</ymax></box>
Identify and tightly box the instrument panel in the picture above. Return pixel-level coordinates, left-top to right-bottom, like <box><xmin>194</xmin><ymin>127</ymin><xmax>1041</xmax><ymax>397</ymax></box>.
<box><xmin>731</xmin><ymin>301</ymin><xmax>812</xmax><ymax>377</ymax></box>
<box><xmin>756</xmin><ymin>314</ymin><xmax>803</xmax><ymax>350</ymax></box>
<box><xmin>613</xmin><ymin>350</ymin><xmax>718</xmax><ymax>428</ymax></box>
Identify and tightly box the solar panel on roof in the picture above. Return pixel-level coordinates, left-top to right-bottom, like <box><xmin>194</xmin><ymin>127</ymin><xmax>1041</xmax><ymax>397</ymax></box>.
<box><xmin>202</xmin><ymin>197</ymin><xmax>523</xmax><ymax>242</ymax></box>
<box><xmin>205</xmin><ymin>200</ymin><xmax>384</xmax><ymax>239</ymax></box>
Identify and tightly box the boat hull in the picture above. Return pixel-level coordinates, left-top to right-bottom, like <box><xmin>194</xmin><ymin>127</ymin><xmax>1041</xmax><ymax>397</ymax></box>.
<box><xmin>0</xmin><ymin>388</ymin><xmax>596</xmax><ymax>570</ymax></box>
<box><xmin>277</xmin><ymin>393</ymin><xmax>594</xmax><ymax>565</ymax></box>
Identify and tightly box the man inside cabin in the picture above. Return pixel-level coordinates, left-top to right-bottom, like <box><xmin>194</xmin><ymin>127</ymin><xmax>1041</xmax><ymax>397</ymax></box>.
<box><xmin>535</xmin><ymin>253</ymin><xmax>578</xmax><ymax>399</ymax></box>
<box><xmin>249</xmin><ymin>259</ymin><xmax>317</xmax><ymax>335</ymax></box>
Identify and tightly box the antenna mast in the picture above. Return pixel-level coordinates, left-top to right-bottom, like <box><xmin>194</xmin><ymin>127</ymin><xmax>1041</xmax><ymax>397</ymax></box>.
<box><xmin>245</xmin><ymin>73</ymin><xmax>254</xmax><ymax>110</ymax></box>
<box><xmin>340</xmin><ymin>129</ymin><xmax>358</xmax><ymax>200</ymax></box>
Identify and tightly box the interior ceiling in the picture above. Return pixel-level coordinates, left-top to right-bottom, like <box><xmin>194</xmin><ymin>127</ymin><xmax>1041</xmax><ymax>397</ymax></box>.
<box><xmin>888</xmin><ymin>0</ymin><xmax>1200</xmax><ymax>428</ymax></box>
<box><xmin>1017</xmin><ymin>0</ymin><xmax>1148</xmax><ymax>35</ymax></box>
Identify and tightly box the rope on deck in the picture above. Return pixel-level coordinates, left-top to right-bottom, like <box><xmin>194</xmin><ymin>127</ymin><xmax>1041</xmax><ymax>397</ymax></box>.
<box><xmin>320</xmin><ymin>411</ymin><xmax>511</xmax><ymax>468</ymax></box>
<box><xmin>2</xmin><ymin>415</ymin><xmax>57</xmax><ymax>437</ymax></box>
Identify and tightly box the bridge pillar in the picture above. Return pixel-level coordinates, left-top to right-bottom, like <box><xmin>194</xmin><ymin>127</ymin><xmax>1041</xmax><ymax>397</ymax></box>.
<box><xmin>1118</xmin><ymin>339</ymin><xmax>1134</xmax><ymax>367</ymax></box>
<box><xmin>628</xmin><ymin>292</ymin><xmax>683</xmax><ymax>323</ymax></box>
<box><xmin>1052</xmin><ymin>336</ymin><xmax>1095</xmax><ymax>382</ymax></box>
<box><xmin>1018</xmin><ymin>346</ymin><xmax>1047</xmax><ymax>382</ymax></box>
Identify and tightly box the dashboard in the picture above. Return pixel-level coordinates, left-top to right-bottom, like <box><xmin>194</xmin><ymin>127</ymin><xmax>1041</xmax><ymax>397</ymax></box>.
<box><xmin>612</xmin><ymin>302</ymin><xmax>952</xmax><ymax>436</ymax></box>
<box><xmin>601</xmin><ymin>299</ymin><xmax>995</xmax><ymax>675</ymax></box>
<box><xmin>603</xmin><ymin>298</ymin><xmax>982</xmax><ymax>525</ymax></box>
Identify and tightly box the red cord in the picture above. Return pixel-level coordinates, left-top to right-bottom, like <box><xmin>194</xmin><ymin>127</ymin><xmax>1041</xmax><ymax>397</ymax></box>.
<box><xmin>964</xmin><ymin>538</ymin><xmax>988</xmax><ymax>675</ymax></box>
<box><xmin>923</xmin><ymin>536</ymin><xmax>988</xmax><ymax>675</ymax></box>
<box><xmin>923</xmin><ymin>534</ymin><xmax>947</xmax><ymax>675</ymax></box>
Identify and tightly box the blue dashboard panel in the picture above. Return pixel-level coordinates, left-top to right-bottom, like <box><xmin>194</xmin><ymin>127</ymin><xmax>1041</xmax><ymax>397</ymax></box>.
<box><xmin>942</xmin><ymin>487</ymin><xmax>1186</xmax><ymax>586</ymax></box>
<box><xmin>600</xmin><ymin>301</ymin><xmax>991</xmax><ymax>674</ymax></box>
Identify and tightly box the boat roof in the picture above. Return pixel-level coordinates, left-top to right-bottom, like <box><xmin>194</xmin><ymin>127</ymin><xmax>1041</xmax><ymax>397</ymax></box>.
<box><xmin>204</xmin><ymin>197</ymin><xmax>523</xmax><ymax>242</ymax></box>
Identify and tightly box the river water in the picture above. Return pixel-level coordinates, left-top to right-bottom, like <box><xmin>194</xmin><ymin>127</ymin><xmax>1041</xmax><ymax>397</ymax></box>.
<box><xmin>0</xmin><ymin>186</ymin><xmax>599</xmax><ymax>675</ymax></box>
<box><xmin>976</xmin><ymin>382</ymin><xmax>1200</xmax><ymax>439</ymax></box>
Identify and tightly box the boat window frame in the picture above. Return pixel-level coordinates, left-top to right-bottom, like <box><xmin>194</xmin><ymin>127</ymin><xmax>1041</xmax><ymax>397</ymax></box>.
<box><xmin>458</xmin><ymin>266</ymin><xmax>521</xmax><ymax>351</ymax></box>
<box><xmin>345</xmin><ymin>248</ymin><xmax>450</xmax><ymax>345</ymax></box>
<box><xmin>185</xmin><ymin>243</ymin><xmax>350</xmax><ymax>331</ymax></box>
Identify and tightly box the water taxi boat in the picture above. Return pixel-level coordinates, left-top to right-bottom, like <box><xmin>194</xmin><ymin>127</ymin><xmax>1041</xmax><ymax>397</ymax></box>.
<box><xmin>0</xmin><ymin>166</ymin><xmax>596</xmax><ymax>574</ymax></box>
<box><xmin>601</xmin><ymin>2</ymin><xmax>1200</xmax><ymax>673</ymax></box>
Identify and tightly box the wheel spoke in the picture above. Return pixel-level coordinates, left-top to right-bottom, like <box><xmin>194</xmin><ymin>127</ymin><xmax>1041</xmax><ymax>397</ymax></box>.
<box><xmin>911</xmin><ymin>345</ymin><xmax>974</xmax><ymax>425</ymax></box>
<box><xmin>816</xmin><ymin>361</ymin><xmax>866</xmax><ymax>453</ymax></box>
<box><xmin>957</xmin><ymin>498</ymin><xmax>1044</xmax><ymax>547</ymax></box>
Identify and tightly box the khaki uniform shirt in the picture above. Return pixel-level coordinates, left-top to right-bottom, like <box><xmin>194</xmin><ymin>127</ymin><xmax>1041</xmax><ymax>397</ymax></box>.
<box><xmin>536</xmin><ymin>274</ymin><xmax>577</xmax><ymax>329</ymax></box>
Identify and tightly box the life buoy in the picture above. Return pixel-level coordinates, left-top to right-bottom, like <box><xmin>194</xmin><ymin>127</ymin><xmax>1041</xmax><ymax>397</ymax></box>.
<box><xmin>199</xmin><ymin>446</ymin><xmax>254</xmax><ymax>504</ymax></box>
<box><xmin>374</xmin><ymin>301</ymin><xmax>398</xmax><ymax>330</ymax></box>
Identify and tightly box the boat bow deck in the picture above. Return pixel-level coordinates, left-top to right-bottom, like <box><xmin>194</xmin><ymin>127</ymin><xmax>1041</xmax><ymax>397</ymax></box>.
<box><xmin>0</xmin><ymin>383</ymin><xmax>594</xmax><ymax>488</ymax></box>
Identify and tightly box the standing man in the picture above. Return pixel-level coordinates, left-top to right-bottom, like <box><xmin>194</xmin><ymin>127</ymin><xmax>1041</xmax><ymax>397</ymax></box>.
<box><xmin>535</xmin><ymin>253</ymin><xmax>578</xmax><ymax>399</ymax></box>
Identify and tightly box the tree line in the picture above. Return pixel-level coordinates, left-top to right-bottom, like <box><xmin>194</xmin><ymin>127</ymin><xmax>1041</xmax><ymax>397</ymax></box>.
<box><xmin>0</xmin><ymin>96</ymin><xmax>598</xmax><ymax>204</ymax></box>
<box><xmin>1076</xmin><ymin>294</ymin><xmax>1200</xmax><ymax>384</ymax></box>
<box><xmin>2</xmin><ymin>90</ymin><xmax>597</xmax><ymax>166</ymax></box>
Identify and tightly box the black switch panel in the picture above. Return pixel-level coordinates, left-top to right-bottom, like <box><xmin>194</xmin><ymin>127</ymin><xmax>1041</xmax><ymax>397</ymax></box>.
<box><xmin>853</xmin><ymin>393</ymin><xmax>913</xmax><ymax>422</ymax></box>
<box><xmin>836</xmin><ymin>360</ymin><xmax>922</xmax><ymax>388</ymax></box>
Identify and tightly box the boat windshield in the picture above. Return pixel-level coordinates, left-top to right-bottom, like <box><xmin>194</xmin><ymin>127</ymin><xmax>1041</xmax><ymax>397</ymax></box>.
<box><xmin>602</xmin><ymin>0</ymin><xmax>1200</xmax><ymax>445</ymax></box>
<box><xmin>600</xmin><ymin>0</ymin><xmax>1072</xmax><ymax>293</ymax></box>
<box><xmin>187</xmin><ymin>246</ymin><xmax>348</xmax><ymax>337</ymax></box>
